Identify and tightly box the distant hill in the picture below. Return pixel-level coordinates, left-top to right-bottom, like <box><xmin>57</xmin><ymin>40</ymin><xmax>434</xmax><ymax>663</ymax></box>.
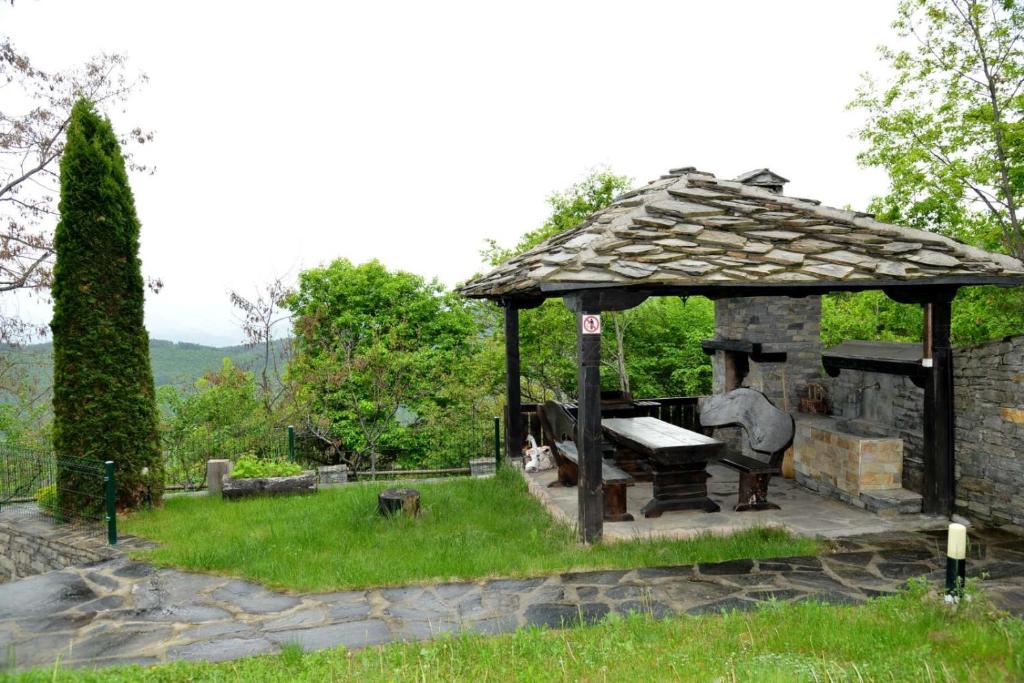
<box><xmin>2</xmin><ymin>338</ymin><xmax>289</xmax><ymax>390</ymax></box>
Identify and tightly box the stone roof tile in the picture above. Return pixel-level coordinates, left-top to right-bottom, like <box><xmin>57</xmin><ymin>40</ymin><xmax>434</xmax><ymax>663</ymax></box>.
<box><xmin>460</xmin><ymin>166</ymin><xmax>1024</xmax><ymax>299</ymax></box>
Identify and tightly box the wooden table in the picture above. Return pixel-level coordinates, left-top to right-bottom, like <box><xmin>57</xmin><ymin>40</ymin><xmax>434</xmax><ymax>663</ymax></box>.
<box><xmin>602</xmin><ymin>416</ymin><xmax>724</xmax><ymax>517</ymax></box>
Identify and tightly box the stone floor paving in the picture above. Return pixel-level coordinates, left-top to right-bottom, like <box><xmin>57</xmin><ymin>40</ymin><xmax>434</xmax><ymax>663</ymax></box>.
<box><xmin>1</xmin><ymin>528</ymin><xmax>1022</xmax><ymax>671</ymax></box>
<box><xmin>527</xmin><ymin>464</ymin><xmax>951</xmax><ymax>540</ymax></box>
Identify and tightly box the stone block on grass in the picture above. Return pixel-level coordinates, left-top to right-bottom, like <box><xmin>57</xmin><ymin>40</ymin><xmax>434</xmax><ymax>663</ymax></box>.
<box><xmin>470</xmin><ymin>458</ymin><xmax>496</xmax><ymax>478</ymax></box>
<box><xmin>318</xmin><ymin>464</ymin><xmax>348</xmax><ymax>486</ymax></box>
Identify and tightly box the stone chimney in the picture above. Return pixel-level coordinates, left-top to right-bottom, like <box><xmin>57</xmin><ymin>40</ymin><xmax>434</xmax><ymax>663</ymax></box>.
<box><xmin>734</xmin><ymin>168</ymin><xmax>789</xmax><ymax>195</ymax></box>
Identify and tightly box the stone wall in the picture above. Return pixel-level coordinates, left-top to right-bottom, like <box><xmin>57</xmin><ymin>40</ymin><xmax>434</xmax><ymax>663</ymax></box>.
<box><xmin>953</xmin><ymin>335</ymin><xmax>1024</xmax><ymax>525</ymax></box>
<box><xmin>713</xmin><ymin>296</ymin><xmax>823</xmax><ymax>412</ymax></box>
<box><xmin>712</xmin><ymin>294</ymin><xmax>1024</xmax><ymax>527</ymax></box>
<box><xmin>711</xmin><ymin>296</ymin><xmax>823</xmax><ymax>455</ymax></box>
<box><xmin>0</xmin><ymin>514</ymin><xmax>116</xmax><ymax>582</ymax></box>
<box><xmin>825</xmin><ymin>335</ymin><xmax>1024</xmax><ymax>526</ymax></box>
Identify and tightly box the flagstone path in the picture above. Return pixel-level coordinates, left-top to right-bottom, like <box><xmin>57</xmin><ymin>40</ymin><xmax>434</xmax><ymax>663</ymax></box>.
<box><xmin>1</xmin><ymin>528</ymin><xmax>1022</xmax><ymax>671</ymax></box>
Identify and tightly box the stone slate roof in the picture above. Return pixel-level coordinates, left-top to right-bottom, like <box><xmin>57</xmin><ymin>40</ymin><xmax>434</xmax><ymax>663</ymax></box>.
<box><xmin>460</xmin><ymin>167</ymin><xmax>1024</xmax><ymax>300</ymax></box>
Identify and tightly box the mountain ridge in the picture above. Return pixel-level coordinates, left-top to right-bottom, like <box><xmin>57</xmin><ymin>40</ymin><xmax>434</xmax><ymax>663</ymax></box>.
<box><xmin>3</xmin><ymin>338</ymin><xmax>289</xmax><ymax>389</ymax></box>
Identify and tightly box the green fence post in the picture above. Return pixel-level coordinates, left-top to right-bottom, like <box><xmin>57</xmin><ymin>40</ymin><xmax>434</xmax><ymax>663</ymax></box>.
<box><xmin>493</xmin><ymin>416</ymin><xmax>501</xmax><ymax>470</ymax></box>
<box><xmin>287</xmin><ymin>425</ymin><xmax>296</xmax><ymax>462</ymax></box>
<box><xmin>104</xmin><ymin>460</ymin><xmax>117</xmax><ymax>545</ymax></box>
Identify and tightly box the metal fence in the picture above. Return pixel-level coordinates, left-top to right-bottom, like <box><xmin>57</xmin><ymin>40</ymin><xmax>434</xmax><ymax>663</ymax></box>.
<box><xmin>163</xmin><ymin>418</ymin><xmax>500</xmax><ymax>488</ymax></box>
<box><xmin>162</xmin><ymin>428</ymin><xmax>290</xmax><ymax>490</ymax></box>
<box><xmin>0</xmin><ymin>441</ymin><xmax>116</xmax><ymax>544</ymax></box>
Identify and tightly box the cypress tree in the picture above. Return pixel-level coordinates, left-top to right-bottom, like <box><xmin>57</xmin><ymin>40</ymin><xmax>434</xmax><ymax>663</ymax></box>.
<box><xmin>51</xmin><ymin>99</ymin><xmax>163</xmax><ymax>509</ymax></box>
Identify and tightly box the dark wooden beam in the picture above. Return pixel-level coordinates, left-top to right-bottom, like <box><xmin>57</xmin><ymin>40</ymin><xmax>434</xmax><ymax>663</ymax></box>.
<box><xmin>822</xmin><ymin>341</ymin><xmax>929</xmax><ymax>388</ymax></box>
<box><xmin>531</xmin><ymin>276</ymin><xmax>1020</xmax><ymax>300</ymax></box>
<box><xmin>503</xmin><ymin>304</ymin><xmax>523</xmax><ymax>460</ymax></box>
<box><xmin>576</xmin><ymin>308</ymin><xmax>604</xmax><ymax>544</ymax></box>
<box><xmin>700</xmin><ymin>338</ymin><xmax>788</xmax><ymax>363</ymax></box>
<box><xmin>922</xmin><ymin>296</ymin><xmax>955</xmax><ymax>516</ymax></box>
<box><xmin>563</xmin><ymin>289</ymin><xmax>649</xmax><ymax>313</ymax></box>
<box><xmin>498</xmin><ymin>296</ymin><xmax>545</xmax><ymax>310</ymax></box>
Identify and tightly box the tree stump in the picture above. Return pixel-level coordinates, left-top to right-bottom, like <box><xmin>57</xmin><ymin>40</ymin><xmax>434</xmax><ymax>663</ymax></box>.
<box><xmin>378</xmin><ymin>488</ymin><xmax>420</xmax><ymax>517</ymax></box>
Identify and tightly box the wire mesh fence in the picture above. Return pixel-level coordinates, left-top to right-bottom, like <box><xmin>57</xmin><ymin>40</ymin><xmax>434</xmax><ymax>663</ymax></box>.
<box><xmin>0</xmin><ymin>441</ymin><xmax>115</xmax><ymax>543</ymax></box>
<box><xmin>162</xmin><ymin>428</ymin><xmax>291</xmax><ymax>490</ymax></box>
<box><xmin>163</xmin><ymin>417</ymin><xmax>501</xmax><ymax>488</ymax></box>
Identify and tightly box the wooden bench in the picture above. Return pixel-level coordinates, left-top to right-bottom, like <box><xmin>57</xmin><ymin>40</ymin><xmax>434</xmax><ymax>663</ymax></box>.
<box><xmin>554</xmin><ymin>440</ymin><xmax>634</xmax><ymax>522</ymax></box>
<box><xmin>537</xmin><ymin>401</ymin><xmax>635</xmax><ymax>522</ymax></box>
<box><xmin>699</xmin><ymin>388</ymin><xmax>794</xmax><ymax>512</ymax></box>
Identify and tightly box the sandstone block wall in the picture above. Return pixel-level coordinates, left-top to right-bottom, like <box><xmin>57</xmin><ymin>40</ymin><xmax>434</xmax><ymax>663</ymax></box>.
<box><xmin>827</xmin><ymin>370</ymin><xmax>925</xmax><ymax>493</ymax></box>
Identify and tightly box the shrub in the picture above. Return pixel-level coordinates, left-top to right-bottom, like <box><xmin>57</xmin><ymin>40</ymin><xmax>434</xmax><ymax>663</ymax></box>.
<box><xmin>51</xmin><ymin>99</ymin><xmax>163</xmax><ymax>510</ymax></box>
<box><xmin>35</xmin><ymin>484</ymin><xmax>58</xmax><ymax>516</ymax></box>
<box><xmin>230</xmin><ymin>454</ymin><xmax>304</xmax><ymax>479</ymax></box>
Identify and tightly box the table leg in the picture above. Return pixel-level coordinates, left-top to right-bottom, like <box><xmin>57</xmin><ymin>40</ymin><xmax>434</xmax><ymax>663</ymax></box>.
<box><xmin>641</xmin><ymin>460</ymin><xmax>719</xmax><ymax>517</ymax></box>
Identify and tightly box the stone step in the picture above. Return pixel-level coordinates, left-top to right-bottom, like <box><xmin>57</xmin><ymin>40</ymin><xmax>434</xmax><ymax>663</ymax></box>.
<box><xmin>859</xmin><ymin>488</ymin><xmax>923</xmax><ymax>516</ymax></box>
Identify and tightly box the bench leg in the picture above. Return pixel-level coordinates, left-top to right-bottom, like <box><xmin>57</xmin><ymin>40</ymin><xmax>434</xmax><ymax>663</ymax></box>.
<box><xmin>603</xmin><ymin>481</ymin><xmax>633</xmax><ymax>522</ymax></box>
<box><xmin>550</xmin><ymin>461</ymin><xmax>578</xmax><ymax>487</ymax></box>
<box><xmin>735</xmin><ymin>472</ymin><xmax>780</xmax><ymax>512</ymax></box>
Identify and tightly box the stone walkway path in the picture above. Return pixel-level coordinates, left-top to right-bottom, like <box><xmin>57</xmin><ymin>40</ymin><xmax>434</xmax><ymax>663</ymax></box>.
<box><xmin>1</xmin><ymin>528</ymin><xmax>1022</xmax><ymax>670</ymax></box>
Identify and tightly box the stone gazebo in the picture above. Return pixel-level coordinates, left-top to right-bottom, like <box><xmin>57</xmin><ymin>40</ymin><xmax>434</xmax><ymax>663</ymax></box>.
<box><xmin>460</xmin><ymin>166</ymin><xmax>1024</xmax><ymax>543</ymax></box>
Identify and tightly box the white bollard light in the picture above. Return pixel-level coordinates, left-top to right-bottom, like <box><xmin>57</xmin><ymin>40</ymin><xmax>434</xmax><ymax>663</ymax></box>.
<box><xmin>945</xmin><ymin>522</ymin><xmax>967</xmax><ymax>601</ymax></box>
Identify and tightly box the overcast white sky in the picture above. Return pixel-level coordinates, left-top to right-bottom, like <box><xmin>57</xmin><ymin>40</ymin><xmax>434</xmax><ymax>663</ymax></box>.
<box><xmin>4</xmin><ymin>0</ymin><xmax>896</xmax><ymax>346</ymax></box>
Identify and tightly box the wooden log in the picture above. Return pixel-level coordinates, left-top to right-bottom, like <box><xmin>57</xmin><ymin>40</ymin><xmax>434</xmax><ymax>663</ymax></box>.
<box><xmin>222</xmin><ymin>471</ymin><xmax>316</xmax><ymax>500</ymax></box>
<box><xmin>378</xmin><ymin>488</ymin><xmax>421</xmax><ymax>517</ymax></box>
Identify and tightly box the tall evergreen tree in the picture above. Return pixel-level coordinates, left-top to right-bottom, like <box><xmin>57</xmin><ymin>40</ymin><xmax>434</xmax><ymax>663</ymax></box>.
<box><xmin>51</xmin><ymin>99</ymin><xmax>162</xmax><ymax>509</ymax></box>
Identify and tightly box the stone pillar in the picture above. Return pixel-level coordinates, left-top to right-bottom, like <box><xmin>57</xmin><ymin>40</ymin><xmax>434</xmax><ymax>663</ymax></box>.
<box><xmin>207</xmin><ymin>459</ymin><xmax>232</xmax><ymax>496</ymax></box>
<box><xmin>469</xmin><ymin>458</ymin><xmax>496</xmax><ymax>478</ymax></box>
<box><xmin>318</xmin><ymin>464</ymin><xmax>349</xmax><ymax>486</ymax></box>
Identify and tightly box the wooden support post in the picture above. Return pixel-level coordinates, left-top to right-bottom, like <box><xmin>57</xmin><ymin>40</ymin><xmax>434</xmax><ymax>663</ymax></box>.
<box><xmin>504</xmin><ymin>303</ymin><xmax>523</xmax><ymax>460</ymax></box>
<box><xmin>922</xmin><ymin>297</ymin><xmax>955</xmax><ymax>516</ymax></box>
<box><xmin>576</xmin><ymin>309</ymin><xmax>603</xmax><ymax>544</ymax></box>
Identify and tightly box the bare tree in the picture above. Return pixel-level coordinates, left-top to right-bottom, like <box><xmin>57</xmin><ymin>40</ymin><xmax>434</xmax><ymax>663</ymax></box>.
<box><xmin>230</xmin><ymin>278</ymin><xmax>293</xmax><ymax>417</ymax></box>
<box><xmin>1</xmin><ymin>34</ymin><xmax>153</xmax><ymax>342</ymax></box>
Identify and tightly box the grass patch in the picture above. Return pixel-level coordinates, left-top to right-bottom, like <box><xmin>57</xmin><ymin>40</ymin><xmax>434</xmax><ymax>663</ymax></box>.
<box><xmin>9</xmin><ymin>583</ymin><xmax>1023</xmax><ymax>681</ymax></box>
<box><xmin>122</xmin><ymin>468</ymin><xmax>818</xmax><ymax>592</ymax></box>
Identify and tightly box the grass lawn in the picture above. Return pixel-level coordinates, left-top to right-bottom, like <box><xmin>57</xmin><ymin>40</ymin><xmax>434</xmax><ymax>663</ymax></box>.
<box><xmin>10</xmin><ymin>583</ymin><xmax>1022</xmax><ymax>682</ymax></box>
<box><xmin>121</xmin><ymin>468</ymin><xmax>819</xmax><ymax>592</ymax></box>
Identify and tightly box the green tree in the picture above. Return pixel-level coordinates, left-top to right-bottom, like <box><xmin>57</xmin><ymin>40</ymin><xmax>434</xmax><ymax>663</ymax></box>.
<box><xmin>482</xmin><ymin>169</ymin><xmax>716</xmax><ymax>401</ymax></box>
<box><xmin>851</xmin><ymin>0</ymin><xmax>1024</xmax><ymax>258</ymax></box>
<box><xmin>286</xmin><ymin>259</ymin><xmax>476</xmax><ymax>473</ymax></box>
<box><xmin>51</xmin><ymin>99</ymin><xmax>162</xmax><ymax>509</ymax></box>
<box><xmin>159</xmin><ymin>359</ymin><xmax>268</xmax><ymax>487</ymax></box>
<box><xmin>622</xmin><ymin>297</ymin><xmax>715</xmax><ymax>397</ymax></box>
<box><xmin>482</xmin><ymin>170</ymin><xmax>633</xmax><ymax>265</ymax></box>
<box><xmin>844</xmin><ymin>0</ymin><xmax>1024</xmax><ymax>346</ymax></box>
<box><xmin>482</xmin><ymin>170</ymin><xmax>634</xmax><ymax>401</ymax></box>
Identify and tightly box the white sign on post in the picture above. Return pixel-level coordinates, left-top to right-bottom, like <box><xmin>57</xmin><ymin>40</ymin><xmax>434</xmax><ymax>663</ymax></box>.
<box><xmin>581</xmin><ymin>314</ymin><xmax>602</xmax><ymax>334</ymax></box>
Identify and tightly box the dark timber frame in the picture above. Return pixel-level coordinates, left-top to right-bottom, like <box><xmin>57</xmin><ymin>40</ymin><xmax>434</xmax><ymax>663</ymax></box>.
<box><xmin>468</xmin><ymin>168</ymin><xmax>1024</xmax><ymax>544</ymax></box>
<box><xmin>491</xmin><ymin>281</ymin><xmax>966</xmax><ymax>543</ymax></box>
<box><xmin>503</xmin><ymin>303</ymin><xmax>522</xmax><ymax>460</ymax></box>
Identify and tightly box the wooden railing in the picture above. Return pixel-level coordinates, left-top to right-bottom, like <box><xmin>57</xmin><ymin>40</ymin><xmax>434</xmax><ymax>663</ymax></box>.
<box><xmin>512</xmin><ymin>395</ymin><xmax>705</xmax><ymax>451</ymax></box>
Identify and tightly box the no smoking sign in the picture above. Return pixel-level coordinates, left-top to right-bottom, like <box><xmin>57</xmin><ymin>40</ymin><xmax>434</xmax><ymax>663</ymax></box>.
<box><xmin>581</xmin><ymin>314</ymin><xmax>602</xmax><ymax>334</ymax></box>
